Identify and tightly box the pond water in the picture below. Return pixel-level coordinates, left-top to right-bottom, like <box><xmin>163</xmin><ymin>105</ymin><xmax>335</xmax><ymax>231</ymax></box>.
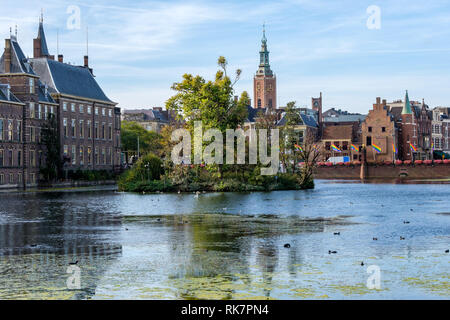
<box><xmin>0</xmin><ymin>180</ymin><xmax>448</xmax><ymax>299</ymax></box>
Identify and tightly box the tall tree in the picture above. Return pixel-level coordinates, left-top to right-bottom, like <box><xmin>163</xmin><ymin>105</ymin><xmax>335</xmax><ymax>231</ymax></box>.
<box><xmin>121</xmin><ymin>121</ymin><xmax>163</xmax><ymax>158</ymax></box>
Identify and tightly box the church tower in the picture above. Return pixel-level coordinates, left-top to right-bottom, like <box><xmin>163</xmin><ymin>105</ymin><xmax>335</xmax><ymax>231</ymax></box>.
<box><xmin>33</xmin><ymin>13</ymin><xmax>54</xmax><ymax>59</ymax></box>
<box><xmin>253</xmin><ymin>25</ymin><xmax>276</xmax><ymax>109</ymax></box>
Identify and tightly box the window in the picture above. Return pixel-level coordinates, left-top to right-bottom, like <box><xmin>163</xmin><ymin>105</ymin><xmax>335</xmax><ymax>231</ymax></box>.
<box><xmin>366</xmin><ymin>136</ymin><xmax>372</xmax><ymax>146</ymax></box>
<box><xmin>87</xmin><ymin>106</ymin><xmax>92</xmax><ymax>114</ymax></box>
<box><xmin>30</xmin><ymin>103</ymin><xmax>35</xmax><ymax>118</ymax></box>
<box><xmin>80</xmin><ymin>120</ymin><xmax>84</xmax><ymax>138</ymax></box>
<box><xmin>0</xmin><ymin>174</ymin><xmax>3</xmax><ymax>184</ymax></box>
<box><xmin>17</xmin><ymin>150</ymin><xmax>21</xmax><ymax>167</ymax></box>
<box><xmin>8</xmin><ymin>120</ymin><xmax>13</xmax><ymax>141</ymax></box>
<box><xmin>71</xmin><ymin>103</ymin><xmax>76</xmax><ymax>112</ymax></box>
<box><xmin>257</xmin><ymin>99</ymin><xmax>261</xmax><ymax>107</ymax></box>
<box><xmin>29</xmin><ymin>78</ymin><xmax>34</xmax><ymax>94</ymax></box>
<box><xmin>109</xmin><ymin>109</ymin><xmax>112</xmax><ymax>117</ymax></box>
<box><xmin>30</xmin><ymin>150</ymin><xmax>35</xmax><ymax>167</ymax></box>
<box><xmin>79</xmin><ymin>147</ymin><xmax>84</xmax><ymax>166</ymax></box>
<box><xmin>0</xmin><ymin>119</ymin><xmax>3</xmax><ymax>140</ymax></box>
<box><xmin>95</xmin><ymin>147</ymin><xmax>99</xmax><ymax>164</ymax></box>
<box><xmin>87</xmin><ymin>120</ymin><xmax>92</xmax><ymax>138</ymax></box>
<box><xmin>63</xmin><ymin>145</ymin><xmax>68</xmax><ymax>155</ymax></box>
<box><xmin>102</xmin><ymin>148</ymin><xmax>106</xmax><ymax>164</ymax></box>
<box><xmin>80</xmin><ymin>105</ymin><xmax>84</xmax><ymax>113</ymax></box>
<box><xmin>0</xmin><ymin>149</ymin><xmax>3</xmax><ymax>167</ymax></box>
<box><xmin>102</xmin><ymin>108</ymin><xmax>106</xmax><ymax>116</ymax></box>
<box><xmin>71</xmin><ymin>145</ymin><xmax>76</xmax><ymax>165</ymax></box>
<box><xmin>38</xmin><ymin>104</ymin><xmax>42</xmax><ymax>119</ymax></box>
<box><xmin>63</xmin><ymin>118</ymin><xmax>68</xmax><ymax>137</ymax></box>
<box><xmin>368</xmin><ymin>127</ymin><xmax>372</xmax><ymax>133</ymax></box>
<box><xmin>18</xmin><ymin>173</ymin><xmax>22</xmax><ymax>184</ymax></box>
<box><xmin>382</xmin><ymin>127</ymin><xmax>386</xmax><ymax>132</ymax></box>
<box><xmin>87</xmin><ymin>147</ymin><xmax>92</xmax><ymax>165</ymax></box>
<box><xmin>269</xmin><ymin>99</ymin><xmax>272</xmax><ymax>108</ymax></box>
<box><xmin>325</xmin><ymin>142</ymin><xmax>331</xmax><ymax>150</ymax></box>
<box><xmin>102</xmin><ymin>123</ymin><xmax>105</xmax><ymax>139</ymax></box>
<box><xmin>95</xmin><ymin>107</ymin><xmax>99</xmax><ymax>115</ymax></box>
<box><xmin>63</xmin><ymin>102</ymin><xmax>67</xmax><ymax>111</ymax></box>
<box><xmin>95</xmin><ymin>122</ymin><xmax>99</xmax><ymax>139</ymax></box>
<box><xmin>342</xmin><ymin>142</ymin><xmax>348</xmax><ymax>150</ymax></box>
<box><xmin>30</xmin><ymin>127</ymin><xmax>35</xmax><ymax>142</ymax></box>
<box><xmin>109</xmin><ymin>147</ymin><xmax>112</xmax><ymax>164</ymax></box>
<box><xmin>108</xmin><ymin>124</ymin><xmax>112</xmax><ymax>140</ymax></box>
<box><xmin>8</xmin><ymin>149</ymin><xmax>12</xmax><ymax>166</ymax></box>
<box><xmin>71</xmin><ymin>119</ymin><xmax>76</xmax><ymax>137</ymax></box>
<box><xmin>44</xmin><ymin>105</ymin><xmax>48</xmax><ymax>119</ymax></box>
<box><xmin>17</xmin><ymin>121</ymin><xmax>21</xmax><ymax>142</ymax></box>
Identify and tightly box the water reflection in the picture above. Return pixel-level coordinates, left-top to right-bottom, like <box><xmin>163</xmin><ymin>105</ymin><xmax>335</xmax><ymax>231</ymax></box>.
<box><xmin>0</xmin><ymin>183</ymin><xmax>449</xmax><ymax>299</ymax></box>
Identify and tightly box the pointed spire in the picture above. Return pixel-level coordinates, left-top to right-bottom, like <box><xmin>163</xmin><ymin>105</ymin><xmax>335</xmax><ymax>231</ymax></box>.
<box><xmin>262</xmin><ymin>22</ymin><xmax>266</xmax><ymax>43</ymax></box>
<box><xmin>34</xmin><ymin>12</ymin><xmax>50</xmax><ymax>57</ymax></box>
<box><xmin>402</xmin><ymin>90</ymin><xmax>412</xmax><ymax>115</ymax></box>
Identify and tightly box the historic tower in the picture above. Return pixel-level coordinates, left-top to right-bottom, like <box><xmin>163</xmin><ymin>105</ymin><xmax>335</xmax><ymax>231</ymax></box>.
<box><xmin>253</xmin><ymin>25</ymin><xmax>276</xmax><ymax>109</ymax></box>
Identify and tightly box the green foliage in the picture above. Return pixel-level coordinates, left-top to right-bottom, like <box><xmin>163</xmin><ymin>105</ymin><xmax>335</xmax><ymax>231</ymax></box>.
<box><xmin>40</xmin><ymin>114</ymin><xmax>61</xmax><ymax>181</ymax></box>
<box><xmin>121</xmin><ymin>121</ymin><xmax>163</xmax><ymax>155</ymax></box>
<box><xmin>118</xmin><ymin>153</ymin><xmax>163</xmax><ymax>190</ymax></box>
<box><xmin>166</xmin><ymin>56</ymin><xmax>248</xmax><ymax>135</ymax></box>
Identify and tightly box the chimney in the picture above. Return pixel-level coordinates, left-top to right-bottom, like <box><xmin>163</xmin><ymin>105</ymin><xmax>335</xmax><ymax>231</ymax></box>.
<box><xmin>4</xmin><ymin>39</ymin><xmax>11</xmax><ymax>73</ymax></box>
<box><xmin>84</xmin><ymin>55</ymin><xmax>89</xmax><ymax>67</ymax></box>
<box><xmin>58</xmin><ymin>54</ymin><xmax>63</xmax><ymax>63</ymax></box>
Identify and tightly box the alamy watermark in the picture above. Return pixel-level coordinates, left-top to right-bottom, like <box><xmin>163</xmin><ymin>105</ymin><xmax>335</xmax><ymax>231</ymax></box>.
<box><xmin>171</xmin><ymin>121</ymin><xmax>280</xmax><ymax>175</ymax></box>
<box><xmin>366</xmin><ymin>5</ymin><xmax>381</xmax><ymax>30</ymax></box>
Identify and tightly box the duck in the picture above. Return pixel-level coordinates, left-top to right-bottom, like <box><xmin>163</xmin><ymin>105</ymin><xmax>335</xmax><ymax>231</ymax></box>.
<box><xmin>403</xmin><ymin>221</ymin><xmax>410</xmax><ymax>224</ymax></box>
<box><xmin>284</xmin><ymin>243</ymin><xmax>291</xmax><ymax>248</ymax></box>
<box><xmin>333</xmin><ymin>232</ymin><xmax>340</xmax><ymax>236</ymax></box>
<box><xmin>445</xmin><ymin>249</ymin><xmax>449</xmax><ymax>253</ymax></box>
<box><xmin>69</xmin><ymin>260</ymin><xmax>78</xmax><ymax>265</ymax></box>
<box><xmin>328</xmin><ymin>250</ymin><xmax>337</xmax><ymax>254</ymax></box>
<box><xmin>373</xmin><ymin>237</ymin><xmax>378</xmax><ymax>241</ymax></box>
<box><xmin>361</xmin><ymin>262</ymin><xmax>364</xmax><ymax>266</ymax></box>
<box><xmin>156</xmin><ymin>218</ymin><xmax>161</xmax><ymax>222</ymax></box>
<box><xmin>400</xmin><ymin>236</ymin><xmax>405</xmax><ymax>240</ymax></box>
<box><xmin>125</xmin><ymin>228</ymin><xmax>129</xmax><ymax>231</ymax></box>
<box><xmin>410</xmin><ymin>209</ymin><xmax>413</xmax><ymax>211</ymax></box>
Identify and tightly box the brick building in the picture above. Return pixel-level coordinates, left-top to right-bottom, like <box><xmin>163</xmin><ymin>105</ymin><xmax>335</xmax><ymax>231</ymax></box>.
<box><xmin>122</xmin><ymin>107</ymin><xmax>175</xmax><ymax>133</ymax></box>
<box><xmin>362</xmin><ymin>97</ymin><xmax>398</xmax><ymax>162</ymax></box>
<box><xmin>0</xmin><ymin>18</ymin><xmax>120</xmax><ymax>187</ymax></box>
<box><xmin>253</xmin><ymin>25</ymin><xmax>276</xmax><ymax>109</ymax></box>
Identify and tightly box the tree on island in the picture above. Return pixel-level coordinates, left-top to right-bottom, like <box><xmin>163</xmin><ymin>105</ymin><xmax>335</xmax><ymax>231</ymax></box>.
<box><xmin>121</xmin><ymin>121</ymin><xmax>163</xmax><ymax>161</ymax></box>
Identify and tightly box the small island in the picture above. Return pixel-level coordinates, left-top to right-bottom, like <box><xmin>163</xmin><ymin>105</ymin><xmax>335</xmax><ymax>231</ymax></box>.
<box><xmin>118</xmin><ymin>57</ymin><xmax>320</xmax><ymax>193</ymax></box>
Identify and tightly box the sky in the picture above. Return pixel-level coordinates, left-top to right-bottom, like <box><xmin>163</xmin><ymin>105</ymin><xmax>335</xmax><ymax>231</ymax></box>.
<box><xmin>1</xmin><ymin>0</ymin><xmax>450</xmax><ymax>114</ymax></box>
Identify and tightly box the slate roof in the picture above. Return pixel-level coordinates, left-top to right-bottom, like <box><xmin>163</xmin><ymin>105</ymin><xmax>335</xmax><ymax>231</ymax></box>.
<box><xmin>246</xmin><ymin>105</ymin><xmax>267</xmax><ymax>122</ymax></box>
<box><xmin>276</xmin><ymin>113</ymin><xmax>318</xmax><ymax>128</ymax></box>
<box><xmin>0</xmin><ymin>36</ymin><xmax>36</xmax><ymax>75</ymax></box>
<box><xmin>323</xmin><ymin>114</ymin><xmax>366</xmax><ymax>123</ymax></box>
<box><xmin>322</xmin><ymin>125</ymin><xmax>353</xmax><ymax>140</ymax></box>
<box><xmin>31</xmin><ymin>58</ymin><xmax>113</xmax><ymax>103</ymax></box>
<box><xmin>123</xmin><ymin>109</ymin><xmax>172</xmax><ymax>122</ymax></box>
<box><xmin>38</xmin><ymin>82</ymin><xmax>56</xmax><ymax>103</ymax></box>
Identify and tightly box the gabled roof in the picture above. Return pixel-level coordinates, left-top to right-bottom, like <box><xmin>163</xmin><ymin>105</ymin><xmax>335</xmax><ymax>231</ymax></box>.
<box><xmin>38</xmin><ymin>82</ymin><xmax>56</xmax><ymax>103</ymax></box>
<box><xmin>31</xmin><ymin>58</ymin><xmax>114</xmax><ymax>103</ymax></box>
<box><xmin>123</xmin><ymin>109</ymin><xmax>171</xmax><ymax>122</ymax></box>
<box><xmin>0</xmin><ymin>36</ymin><xmax>36</xmax><ymax>75</ymax></box>
<box><xmin>246</xmin><ymin>105</ymin><xmax>268</xmax><ymax>122</ymax></box>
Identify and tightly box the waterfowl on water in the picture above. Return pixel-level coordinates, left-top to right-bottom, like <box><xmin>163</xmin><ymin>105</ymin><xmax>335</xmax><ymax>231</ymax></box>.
<box><xmin>445</xmin><ymin>249</ymin><xmax>449</xmax><ymax>253</ymax></box>
<box><xmin>328</xmin><ymin>250</ymin><xmax>337</xmax><ymax>254</ymax></box>
<box><xmin>333</xmin><ymin>232</ymin><xmax>340</xmax><ymax>235</ymax></box>
<box><xmin>400</xmin><ymin>236</ymin><xmax>405</xmax><ymax>240</ymax></box>
<box><xmin>361</xmin><ymin>262</ymin><xmax>364</xmax><ymax>266</ymax></box>
<box><xmin>284</xmin><ymin>243</ymin><xmax>291</xmax><ymax>248</ymax></box>
<box><xmin>403</xmin><ymin>221</ymin><xmax>410</xmax><ymax>224</ymax></box>
<box><xmin>373</xmin><ymin>237</ymin><xmax>378</xmax><ymax>241</ymax></box>
<box><xmin>69</xmin><ymin>260</ymin><xmax>78</xmax><ymax>265</ymax></box>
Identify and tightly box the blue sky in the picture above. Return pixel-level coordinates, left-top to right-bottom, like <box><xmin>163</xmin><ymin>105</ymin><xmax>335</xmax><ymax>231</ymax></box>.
<box><xmin>1</xmin><ymin>0</ymin><xmax>450</xmax><ymax>113</ymax></box>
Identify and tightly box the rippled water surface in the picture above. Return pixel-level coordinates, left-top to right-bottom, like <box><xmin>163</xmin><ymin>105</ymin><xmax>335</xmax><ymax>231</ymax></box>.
<box><xmin>0</xmin><ymin>181</ymin><xmax>449</xmax><ymax>299</ymax></box>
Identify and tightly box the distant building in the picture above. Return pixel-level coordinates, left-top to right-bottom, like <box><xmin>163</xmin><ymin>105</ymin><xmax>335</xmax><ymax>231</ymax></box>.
<box><xmin>122</xmin><ymin>107</ymin><xmax>175</xmax><ymax>133</ymax></box>
<box><xmin>362</xmin><ymin>98</ymin><xmax>398</xmax><ymax>162</ymax></box>
<box><xmin>253</xmin><ymin>25</ymin><xmax>276</xmax><ymax>109</ymax></box>
<box><xmin>431</xmin><ymin>107</ymin><xmax>450</xmax><ymax>157</ymax></box>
